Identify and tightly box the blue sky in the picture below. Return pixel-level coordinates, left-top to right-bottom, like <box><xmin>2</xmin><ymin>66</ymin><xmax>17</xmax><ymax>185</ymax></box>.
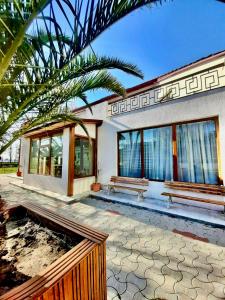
<box><xmin>81</xmin><ymin>0</ymin><xmax>225</xmax><ymax>104</ymax></box>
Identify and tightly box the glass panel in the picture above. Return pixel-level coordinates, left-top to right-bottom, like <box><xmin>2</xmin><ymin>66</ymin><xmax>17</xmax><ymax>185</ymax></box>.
<box><xmin>50</xmin><ymin>135</ymin><xmax>63</xmax><ymax>177</ymax></box>
<box><xmin>143</xmin><ymin>126</ymin><xmax>173</xmax><ymax>180</ymax></box>
<box><xmin>75</xmin><ymin>138</ymin><xmax>93</xmax><ymax>177</ymax></box>
<box><xmin>176</xmin><ymin>120</ymin><xmax>218</xmax><ymax>184</ymax></box>
<box><xmin>29</xmin><ymin>139</ymin><xmax>39</xmax><ymax>174</ymax></box>
<box><xmin>38</xmin><ymin>137</ymin><xmax>50</xmax><ymax>175</ymax></box>
<box><xmin>119</xmin><ymin>131</ymin><xmax>141</xmax><ymax>177</ymax></box>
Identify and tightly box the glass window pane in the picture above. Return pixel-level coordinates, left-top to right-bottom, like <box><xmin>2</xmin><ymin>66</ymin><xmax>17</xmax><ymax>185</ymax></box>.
<box><xmin>50</xmin><ymin>135</ymin><xmax>63</xmax><ymax>177</ymax></box>
<box><xmin>75</xmin><ymin>138</ymin><xmax>93</xmax><ymax>177</ymax></box>
<box><xmin>119</xmin><ymin>131</ymin><xmax>141</xmax><ymax>178</ymax></box>
<box><xmin>176</xmin><ymin>120</ymin><xmax>218</xmax><ymax>184</ymax></box>
<box><xmin>38</xmin><ymin>137</ymin><xmax>50</xmax><ymax>175</ymax></box>
<box><xmin>143</xmin><ymin>126</ymin><xmax>173</xmax><ymax>180</ymax></box>
<box><xmin>29</xmin><ymin>139</ymin><xmax>39</xmax><ymax>174</ymax></box>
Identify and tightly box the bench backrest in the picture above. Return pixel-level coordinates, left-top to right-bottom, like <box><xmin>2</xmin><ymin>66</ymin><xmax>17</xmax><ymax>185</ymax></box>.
<box><xmin>111</xmin><ymin>176</ymin><xmax>149</xmax><ymax>186</ymax></box>
<box><xmin>164</xmin><ymin>181</ymin><xmax>225</xmax><ymax>196</ymax></box>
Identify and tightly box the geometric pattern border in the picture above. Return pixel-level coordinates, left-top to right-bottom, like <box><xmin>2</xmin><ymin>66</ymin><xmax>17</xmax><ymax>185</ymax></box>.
<box><xmin>108</xmin><ymin>63</ymin><xmax>225</xmax><ymax>116</ymax></box>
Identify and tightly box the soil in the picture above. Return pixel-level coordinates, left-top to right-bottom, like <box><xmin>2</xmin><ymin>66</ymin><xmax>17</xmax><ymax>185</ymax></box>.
<box><xmin>0</xmin><ymin>217</ymin><xmax>78</xmax><ymax>296</ymax></box>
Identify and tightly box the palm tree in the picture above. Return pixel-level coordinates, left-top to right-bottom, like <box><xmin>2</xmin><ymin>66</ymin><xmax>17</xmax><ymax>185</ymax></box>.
<box><xmin>0</xmin><ymin>0</ymin><xmax>164</xmax><ymax>155</ymax></box>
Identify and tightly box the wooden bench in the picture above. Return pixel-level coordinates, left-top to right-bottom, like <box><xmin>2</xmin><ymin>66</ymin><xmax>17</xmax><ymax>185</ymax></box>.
<box><xmin>162</xmin><ymin>181</ymin><xmax>225</xmax><ymax>212</ymax></box>
<box><xmin>164</xmin><ymin>181</ymin><xmax>225</xmax><ymax>195</ymax></box>
<box><xmin>108</xmin><ymin>176</ymin><xmax>149</xmax><ymax>202</ymax></box>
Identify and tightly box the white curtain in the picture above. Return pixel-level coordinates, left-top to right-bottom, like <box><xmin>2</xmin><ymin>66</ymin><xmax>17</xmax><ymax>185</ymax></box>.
<box><xmin>143</xmin><ymin>126</ymin><xmax>173</xmax><ymax>180</ymax></box>
<box><xmin>176</xmin><ymin>120</ymin><xmax>218</xmax><ymax>184</ymax></box>
<box><xmin>119</xmin><ymin>131</ymin><xmax>141</xmax><ymax>177</ymax></box>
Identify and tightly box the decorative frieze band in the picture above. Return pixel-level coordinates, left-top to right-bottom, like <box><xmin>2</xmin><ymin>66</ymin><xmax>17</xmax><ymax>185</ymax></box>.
<box><xmin>108</xmin><ymin>63</ymin><xmax>225</xmax><ymax>116</ymax></box>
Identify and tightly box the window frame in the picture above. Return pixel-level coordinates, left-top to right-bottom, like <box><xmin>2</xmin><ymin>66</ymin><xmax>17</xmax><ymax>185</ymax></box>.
<box><xmin>117</xmin><ymin>116</ymin><xmax>222</xmax><ymax>184</ymax></box>
<box><xmin>28</xmin><ymin>131</ymin><xmax>63</xmax><ymax>177</ymax></box>
<box><xmin>74</xmin><ymin>135</ymin><xmax>96</xmax><ymax>179</ymax></box>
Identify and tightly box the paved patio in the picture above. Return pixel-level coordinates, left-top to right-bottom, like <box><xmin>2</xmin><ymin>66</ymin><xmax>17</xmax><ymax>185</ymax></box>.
<box><xmin>1</xmin><ymin>175</ymin><xmax>225</xmax><ymax>300</ymax></box>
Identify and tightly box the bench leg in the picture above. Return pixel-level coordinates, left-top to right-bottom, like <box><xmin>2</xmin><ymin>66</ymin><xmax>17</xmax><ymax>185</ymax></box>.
<box><xmin>107</xmin><ymin>186</ymin><xmax>114</xmax><ymax>195</ymax></box>
<box><xmin>138</xmin><ymin>192</ymin><xmax>144</xmax><ymax>202</ymax></box>
<box><xmin>167</xmin><ymin>195</ymin><xmax>172</xmax><ymax>208</ymax></box>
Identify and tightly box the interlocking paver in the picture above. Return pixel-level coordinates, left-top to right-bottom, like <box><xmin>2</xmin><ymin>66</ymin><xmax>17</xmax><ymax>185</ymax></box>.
<box><xmin>107</xmin><ymin>276</ymin><xmax>127</xmax><ymax>295</ymax></box>
<box><xmin>210</xmin><ymin>282</ymin><xmax>225</xmax><ymax>299</ymax></box>
<box><xmin>174</xmin><ymin>283</ymin><xmax>197</xmax><ymax>299</ymax></box>
<box><xmin>1</xmin><ymin>175</ymin><xmax>225</xmax><ymax>300</ymax></box>
<box><xmin>141</xmin><ymin>278</ymin><xmax>160</xmax><ymax>299</ymax></box>
<box><xmin>126</xmin><ymin>272</ymin><xmax>147</xmax><ymax>291</ymax></box>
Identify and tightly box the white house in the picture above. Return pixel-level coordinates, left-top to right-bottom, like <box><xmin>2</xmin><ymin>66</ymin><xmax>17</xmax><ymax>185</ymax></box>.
<box><xmin>20</xmin><ymin>50</ymin><xmax>225</xmax><ymax>207</ymax></box>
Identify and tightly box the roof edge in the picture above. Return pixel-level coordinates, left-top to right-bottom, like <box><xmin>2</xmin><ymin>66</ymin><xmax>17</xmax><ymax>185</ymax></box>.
<box><xmin>73</xmin><ymin>49</ymin><xmax>225</xmax><ymax>113</ymax></box>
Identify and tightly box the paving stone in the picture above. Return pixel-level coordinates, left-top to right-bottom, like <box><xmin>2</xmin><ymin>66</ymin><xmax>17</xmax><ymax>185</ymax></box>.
<box><xmin>161</xmin><ymin>265</ymin><xmax>183</xmax><ymax>283</ymax></box>
<box><xmin>207</xmin><ymin>263</ymin><xmax>225</xmax><ymax>278</ymax></box>
<box><xmin>107</xmin><ymin>276</ymin><xmax>127</xmax><ymax>295</ymax></box>
<box><xmin>133</xmin><ymin>291</ymin><xmax>147</xmax><ymax>300</ymax></box>
<box><xmin>166</xmin><ymin>258</ymin><xmax>181</xmax><ymax>271</ymax></box>
<box><xmin>176</xmin><ymin>292</ymin><xmax>195</xmax><ymax>300</ymax></box>
<box><xmin>120</xmin><ymin>282</ymin><xmax>140</xmax><ymax>299</ymax></box>
<box><xmin>126</xmin><ymin>272</ymin><xmax>147</xmax><ymax>291</ymax></box>
<box><xmin>192</xmin><ymin>279</ymin><xmax>214</xmax><ymax>297</ymax></box>
<box><xmin>107</xmin><ymin>287</ymin><xmax>120</xmax><ymax>300</ymax></box>
<box><xmin>126</xmin><ymin>251</ymin><xmax>139</xmax><ymax>263</ymax></box>
<box><xmin>107</xmin><ymin>268</ymin><xmax>115</xmax><ymax>279</ymax></box>
<box><xmin>208</xmin><ymin>272</ymin><xmax>225</xmax><ymax>285</ymax></box>
<box><xmin>141</xmin><ymin>279</ymin><xmax>160</xmax><ymax>299</ymax></box>
<box><xmin>210</xmin><ymin>282</ymin><xmax>225</xmax><ymax>299</ymax></box>
<box><xmin>207</xmin><ymin>294</ymin><xmax>221</xmax><ymax>300</ymax></box>
<box><xmin>174</xmin><ymin>283</ymin><xmax>197</xmax><ymax>299</ymax></box>
<box><xmin>154</xmin><ymin>289</ymin><xmax>178</xmax><ymax>300</ymax></box>
<box><xmin>1</xmin><ymin>175</ymin><xmax>225</xmax><ymax>300</ymax></box>
<box><xmin>145</xmin><ymin>268</ymin><xmax>165</xmax><ymax>286</ymax></box>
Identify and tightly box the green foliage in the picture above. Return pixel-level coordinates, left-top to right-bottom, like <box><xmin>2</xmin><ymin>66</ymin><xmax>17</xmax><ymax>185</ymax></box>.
<box><xmin>0</xmin><ymin>167</ymin><xmax>18</xmax><ymax>174</ymax></box>
<box><xmin>0</xmin><ymin>0</ymin><xmax>164</xmax><ymax>155</ymax></box>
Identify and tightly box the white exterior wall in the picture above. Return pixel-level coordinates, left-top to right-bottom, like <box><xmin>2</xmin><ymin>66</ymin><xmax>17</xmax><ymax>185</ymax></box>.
<box><xmin>23</xmin><ymin>127</ymin><xmax>70</xmax><ymax>195</ymax></box>
<box><xmin>73</xmin><ymin>176</ymin><xmax>95</xmax><ymax>196</ymax></box>
<box><xmin>76</xmin><ymin>87</ymin><xmax>225</xmax><ymax>202</ymax></box>
<box><xmin>75</xmin><ymin>123</ymin><xmax>96</xmax><ymax>139</ymax></box>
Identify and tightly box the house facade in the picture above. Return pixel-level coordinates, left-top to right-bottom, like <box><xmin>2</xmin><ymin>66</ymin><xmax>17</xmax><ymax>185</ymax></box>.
<box><xmin>20</xmin><ymin>51</ymin><xmax>225</xmax><ymax>203</ymax></box>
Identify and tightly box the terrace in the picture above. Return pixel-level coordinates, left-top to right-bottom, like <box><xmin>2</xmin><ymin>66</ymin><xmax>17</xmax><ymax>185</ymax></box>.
<box><xmin>1</xmin><ymin>174</ymin><xmax>225</xmax><ymax>299</ymax></box>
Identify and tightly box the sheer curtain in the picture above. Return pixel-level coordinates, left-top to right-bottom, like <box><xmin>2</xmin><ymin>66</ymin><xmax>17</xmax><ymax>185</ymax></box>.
<box><xmin>143</xmin><ymin>126</ymin><xmax>173</xmax><ymax>180</ymax></box>
<box><xmin>176</xmin><ymin>120</ymin><xmax>218</xmax><ymax>184</ymax></box>
<box><xmin>119</xmin><ymin>131</ymin><xmax>141</xmax><ymax>177</ymax></box>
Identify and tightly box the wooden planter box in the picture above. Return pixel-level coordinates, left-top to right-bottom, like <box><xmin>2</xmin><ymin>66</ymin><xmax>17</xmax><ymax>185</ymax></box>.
<box><xmin>1</xmin><ymin>203</ymin><xmax>108</xmax><ymax>300</ymax></box>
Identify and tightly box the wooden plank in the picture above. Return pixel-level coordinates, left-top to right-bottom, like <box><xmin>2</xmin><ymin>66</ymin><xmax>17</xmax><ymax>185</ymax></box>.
<box><xmin>165</xmin><ymin>181</ymin><xmax>225</xmax><ymax>191</ymax></box>
<box><xmin>23</xmin><ymin>203</ymin><xmax>108</xmax><ymax>243</ymax></box>
<box><xmin>63</xmin><ymin>270</ymin><xmax>73</xmax><ymax>300</ymax></box>
<box><xmin>164</xmin><ymin>185</ymin><xmax>225</xmax><ymax>196</ymax></box>
<box><xmin>94</xmin><ymin>246</ymin><xmax>100</xmax><ymax>300</ymax></box>
<box><xmin>68</xmin><ymin>126</ymin><xmax>75</xmax><ymax>196</ymax></box>
<box><xmin>108</xmin><ymin>184</ymin><xmax>147</xmax><ymax>193</ymax></box>
<box><xmin>162</xmin><ymin>192</ymin><xmax>225</xmax><ymax>206</ymax></box>
<box><xmin>53</xmin><ymin>283</ymin><xmax>60</xmax><ymax>300</ymax></box>
<box><xmin>42</xmin><ymin>287</ymin><xmax>55</xmax><ymax>300</ymax></box>
<box><xmin>111</xmin><ymin>176</ymin><xmax>149</xmax><ymax>186</ymax></box>
<box><xmin>58</xmin><ymin>279</ymin><xmax>64</xmax><ymax>300</ymax></box>
<box><xmin>71</xmin><ymin>269</ymin><xmax>77</xmax><ymax>300</ymax></box>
